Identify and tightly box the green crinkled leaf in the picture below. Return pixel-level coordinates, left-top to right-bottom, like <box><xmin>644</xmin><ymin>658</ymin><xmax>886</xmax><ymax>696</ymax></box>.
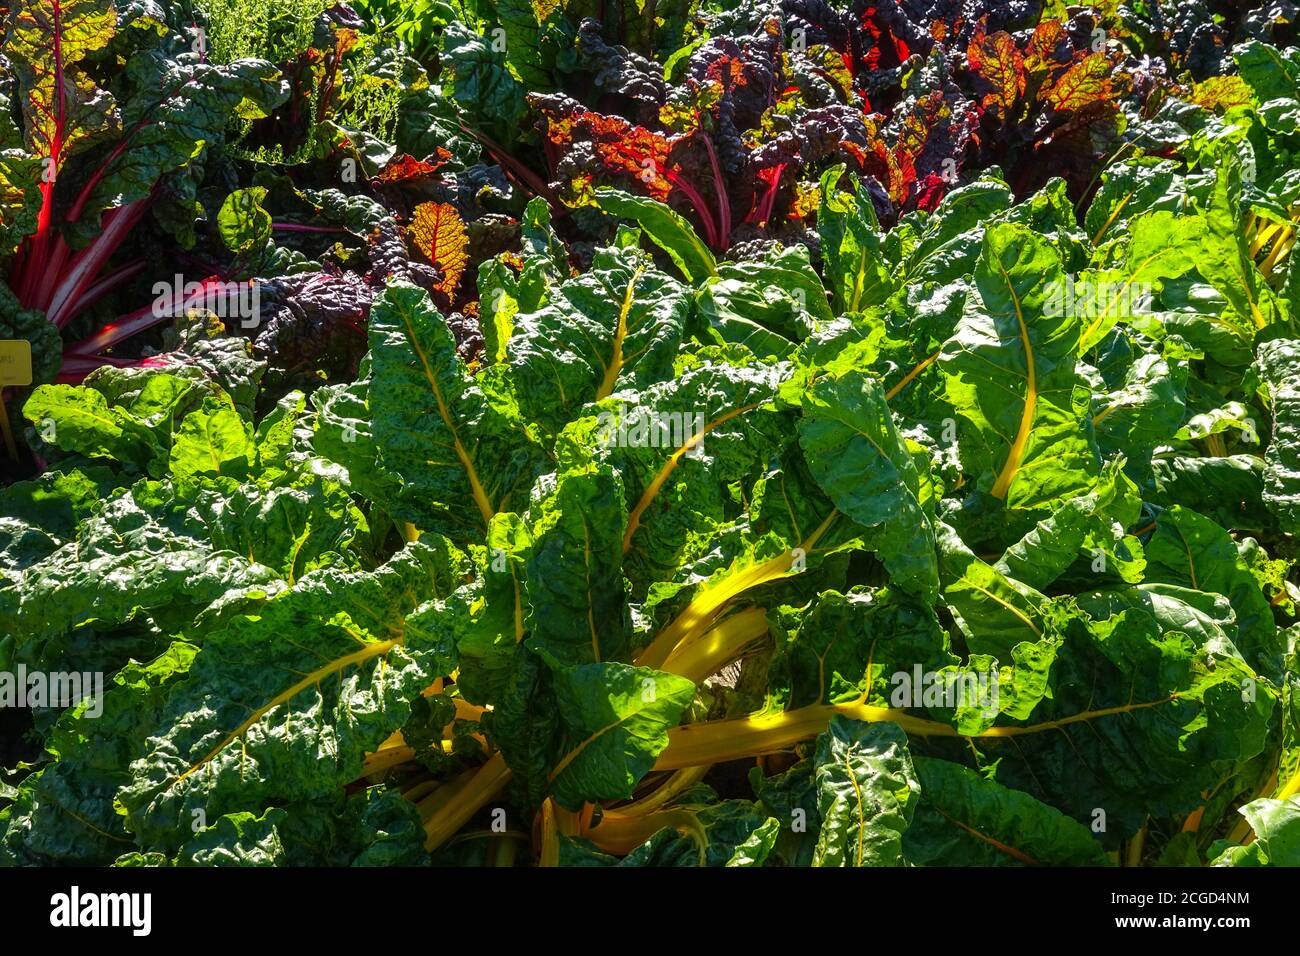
<box><xmin>439</xmin><ymin>21</ymin><xmax>528</xmax><ymax>146</ymax></box>
<box><xmin>23</xmin><ymin>384</ymin><xmax>161</xmax><ymax>472</ymax></box>
<box><xmin>1256</xmin><ymin>337</ymin><xmax>1300</xmax><ymax>533</ymax></box>
<box><xmin>799</xmin><ymin>366</ymin><xmax>938</xmax><ymax>601</ymax></box>
<box><xmin>1076</xmin><ymin>211</ymin><xmax>1201</xmax><ymax>352</ymax></box>
<box><xmin>771</xmin><ymin>588</ymin><xmax>952</xmax><ymax>712</ymax></box>
<box><xmin>165</xmin><ymin>478</ymin><xmax>361</xmax><ymax>581</ymax></box>
<box><xmin>169</xmin><ymin>405</ymin><xmax>255</xmax><ymax>481</ymax></box>
<box><xmin>507</xmin><ymin>247</ymin><xmax>691</xmax><ymax>429</ymax></box>
<box><xmin>549</xmin><ymin>662</ymin><xmax>695</xmax><ymax>810</ymax></box>
<box><xmin>812</xmin><ymin>718</ymin><xmax>919</xmax><ymax>867</ymax></box>
<box><xmin>1093</xmin><ymin>345</ymin><xmax>1190</xmax><ymax>470</ymax></box>
<box><xmin>980</xmin><ymin>590</ymin><xmax>1275</xmax><ymax>845</ymax></box>
<box><xmin>1149</xmin><ymin>454</ymin><xmax>1270</xmax><ymax>532</ymax></box>
<box><xmin>593</xmin><ymin>188</ymin><xmax>716</xmax><ymax>284</ymax></box>
<box><xmin>1211</xmin><ymin>796</ymin><xmax>1300</xmax><ymax>866</ymax></box>
<box><xmin>995</xmin><ymin>459</ymin><xmax>1144</xmax><ymax>590</ymax></box>
<box><xmin>1</xmin><ymin>642</ymin><xmax>198</xmax><ymax>866</ymax></box>
<box><xmin>1196</xmin><ymin>154</ymin><xmax>1286</xmax><ymax>334</ymax></box>
<box><xmin>573</xmin><ymin>355</ymin><xmax>789</xmax><ymax>590</ymax></box>
<box><xmin>120</xmin><ymin>543</ymin><xmax>456</xmax><ymax>853</ymax></box>
<box><xmin>451</xmin><ymin>512</ymin><xmax>532</xmax><ymax>705</ymax></box>
<box><xmin>938</xmin><ymin>521</ymin><xmax>1047</xmax><ymax>660</ymax></box>
<box><xmin>940</xmin><ymin>223</ymin><xmax>1099</xmax><ymax>510</ymax></box>
<box><xmin>0</xmin><ymin>489</ymin><xmax>280</xmax><ymax>671</ymax></box>
<box><xmin>1235</xmin><ymin>40</ymin><xmax>1300</xmax><ymax>106</ymax></box>
<box><xmin>524</xmin><ymin>465</ymin><xmax>630</xmax><ymax>666</ymax></box>
<box><xmin>904</xmin><ymin>757</ymin><xmax>1111</xmax><ymax>866</ymax></box>
<box><xmin>480</xmin><ymin>645</ymin><xmax>560</xmax><ymax>812</ymax></box>
<box><xmin>725</xmin><ymin>817</ymin><xmax>780</xmax><ymax>867</ymax></box>
<box><xmin>1084</xmin><ymin>158</ymin><xmax>1182</xmax><ymax>245</ymax></box>
<box><xmin>310</xmin><ymin>363</ymin><xmax>408</xmax><ymax>513</ymax></box>
<box><xmin>368</xmin><ymin>281</ymin><xmax>539</xmax><ymax>539</ymax></box>
<box><xmin>695</xmin><ymin>246</ymin><xmax>833</xmax><ymax>359</ymax></box>
<box><xmin>74</xmin><ymin>57</ymin><xmax>288</xmax><ymax>235</ymax></box>
<box><xmin>477</xmin><ymin>201</ymin><xmax>560</xmax><ymax>364</ymax></box>
<box><xmin>1144</xmin><ymin>505</ymin><xmax>1283</xmax><ymax>680</ymax></box>
<box><xmin>176</xmin><ymin>810</ymin><xmax>287</xmax><ymax>866</ymax></box>
<box><xmin>216</xmin><ymin>186</ymin><xmax>272</xmax><ymax>256</ymax></box>
<box><xmin>818</xmin><ymin>166</ymin><xmax>894</xmax><ymax>314</ymax></box>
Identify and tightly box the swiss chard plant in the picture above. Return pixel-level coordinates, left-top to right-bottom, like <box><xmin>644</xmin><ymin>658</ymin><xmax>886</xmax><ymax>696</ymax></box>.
<box><xmin>0</xmin><ymin>0</ymin><xmax>498</xmax><ymax>474</ymax></box>
<box><xmin>468</xmin><ymin>3</ymin><xmax>1150</xmax><ymax>254</ymax></box>
<box><xmin>3</xmin><ymin>1</ymin><xmax>1300</xmax><ymax>870</ymax></box>
<box><xmin>1</xmin><ymin>0</ymin><xmax>287</xmax><ymax>378</ymax></box>
<box><xmin>5</xmin><ymin>99</ymin><xmax>1300</xmax><ymax>863</ymax></box>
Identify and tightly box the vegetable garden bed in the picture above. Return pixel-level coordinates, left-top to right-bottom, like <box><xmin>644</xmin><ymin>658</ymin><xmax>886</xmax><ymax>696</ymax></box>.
<box><xmin>1</xmin><ymin>0</ymin><xmax>1299</xmax><ymax>868</ymax></box>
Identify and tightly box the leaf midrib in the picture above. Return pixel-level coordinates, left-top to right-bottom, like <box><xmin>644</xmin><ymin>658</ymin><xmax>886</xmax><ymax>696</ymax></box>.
<box><xmin>989</xmin><ymin>257</ymin><xmax>1036</xmax><ymax>500</ymax></box>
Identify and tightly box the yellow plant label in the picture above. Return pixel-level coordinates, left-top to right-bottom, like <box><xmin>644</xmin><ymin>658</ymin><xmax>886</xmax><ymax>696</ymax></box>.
<box><xmin>0</xmin><ymin>339</ymin><xmax>33</xmax><ymax>386</ymax></box>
